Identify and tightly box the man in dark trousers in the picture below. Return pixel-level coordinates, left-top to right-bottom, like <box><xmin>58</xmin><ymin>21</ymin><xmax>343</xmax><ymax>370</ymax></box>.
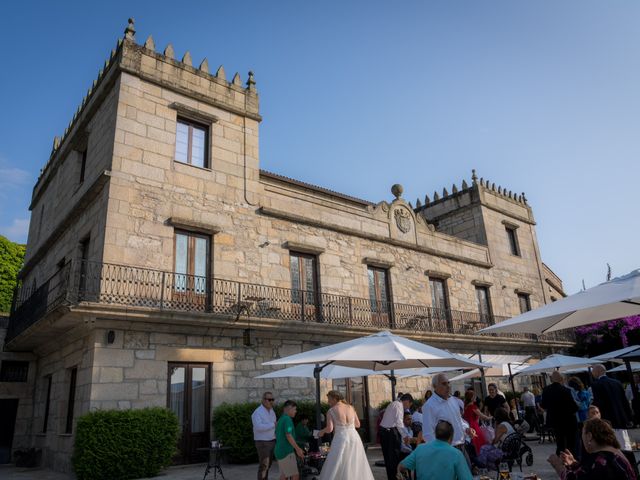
<box><xmin>540</xmin><ymin>371</ymin><xmax>578</xmax><ymax>455</ymax></box>
<box><xmin>379</xmin><ymin>393</ymin><xmax>413</xmax><ymax>480</ymax></box>
<box><xmin>591</xmin><ymin>364</ymin><xmax>639</xmax><ymax>478</ymax></box>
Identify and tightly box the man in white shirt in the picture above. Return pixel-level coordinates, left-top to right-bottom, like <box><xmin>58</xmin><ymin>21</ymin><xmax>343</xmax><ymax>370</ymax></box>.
<box><xmin>453</xmin><ymin>390</ymin><xmax>465</xmax><ymax>414</ymax></box>
<box><xmin>422</xmin><ymin>373</ymin><xmax>474</xmax><ymax>471</ymax></box>
<box><xmin>379</xmin><ymin>393</ymin><xmax>413</xmax><ymax>480</ymax></box>
<box><xmin>251</xmin><ymin>391</ymin><xmax>277</xmax><ymax>480</ymax></box>
<box><xmin>521</xmin><ymin>386</ymin><xmax>537</xmax><ymax>433</ymax></box>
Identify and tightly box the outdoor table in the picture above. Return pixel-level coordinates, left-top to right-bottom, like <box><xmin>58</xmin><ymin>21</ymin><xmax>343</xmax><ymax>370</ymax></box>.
<box><xmin>196</xmin><ymin>446</ymin><xmax>231</xmax><ymax>480</ymax></box>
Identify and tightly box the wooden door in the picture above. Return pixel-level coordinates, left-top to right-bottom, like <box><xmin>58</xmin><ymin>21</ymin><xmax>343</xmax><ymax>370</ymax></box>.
<box><xmin>168</xmin><ymin>363</ymin><xmax>211</xmax><ymax>464</ymax></box>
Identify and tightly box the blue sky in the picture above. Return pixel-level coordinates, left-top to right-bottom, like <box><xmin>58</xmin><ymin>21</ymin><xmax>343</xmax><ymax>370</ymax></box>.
<box><xmin>0</xmin><ymin>1</ymin><xmax>638</xmax><ymax>294</ymax></box>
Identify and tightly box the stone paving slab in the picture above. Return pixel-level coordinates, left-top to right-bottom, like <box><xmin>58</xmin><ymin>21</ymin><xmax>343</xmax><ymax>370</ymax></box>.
<box><xmin>0</xmin><ymin>439</ymin><xmax>637</xmax><ymax>480</ymax></box>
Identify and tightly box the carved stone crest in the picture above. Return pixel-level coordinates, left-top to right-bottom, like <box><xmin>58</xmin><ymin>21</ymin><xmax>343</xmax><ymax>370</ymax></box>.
<box><xmin>394</xmin><ymin>208</ymin><xmax>412</xmax><ymax>233</ymax></box>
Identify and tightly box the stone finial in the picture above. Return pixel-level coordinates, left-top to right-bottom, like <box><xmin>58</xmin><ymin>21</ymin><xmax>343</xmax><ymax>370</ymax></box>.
<box><xmin>498</xmin><ymin>186</ymin><xmax>502</xmax><ymax>194</ymax></box>
<box><xmin>110</xmin><ymin>49</ymin><xmax>116</xmax><ymax>60</ymax></box>
<box><xmin>461</xmin><ymin>179</ymin><xmax>468</xmax><ymax>189</ymax></box>
<box><xmin>522</xmin><ymin>192</ymin><xmax>527</xmax><ymax>204</ymax></box>
<box><xmin>491</xmin><ymin>183</ymin><xmax>496</xmax><ymax>191</ymax></box>
<box><xmin>508</xmin><ymin>190</ymin><xmax>513</xmax><ymax>198</ymax></box>
<box><xmin>247</xmin><ymin>71</ymin><xmax>257</xmax><ymax>92</ymax></box>
<box><xmin>199</xmin><ymin>58</ymin><xmax>209</xmax><ymax>73</ymax></box>
<box><xmin>52</xmin><ymin>136</ymin><xmax>61</xmax><ymax>151</ymax></box>
<box><xmin>443</xmin><ymin>187</ymin><xmax>449</xmax><ymax>197</ymax></box>
<box><xmin>391</xmin><ymin>184</ymin><xmax>403</xmax><ymax>199</ymax></box>
<box><xmin>479</xmin><ymin>178</ymin><xmax>485</xmax><ymax>187</ymax></box>
<box><xmin>517</xmin><ymin>194</ymin><xmax>523</xmax><ymax>202</ymax></box>
<box><xmin>424</xmin><ymin>194</ymin><xmax>430</xmax><ymax>205</ymax></box>
<box><xmin>164</xmin><ymin>44</ymin><xmax>175</xmax><ymax>59</ymax></box>
<box><xmin>232</xmin><ymin>72</ymin><xmax>242</xmax><ymax>86</ymax></box>
<box><xmin>416</xmin><ymin>198</ymin><xmax>422</xmax><ymax>208</ymax></box>
<box><xmin>182</xmin><ymin>51</ymin><xmax>193</xmax><ymax>66</ymax></box>
<box><xmin>117</xmin><ymin>38</ymin><xmax>123</xmax><ymax>48</ymax></box>
<box><xmin>144</xmin><ymin>35</ymin><xmax>155</xmax><ymax>50</ymax></box>
<box><xmin>124</xmin><ymin>18</ymin><xmax>136</xmax><ymax>41</ymax></box>
<box><xmin>216</xmin><ymin>65</ymin><xmax>226</xmax><ymax>81</ymax></box>
<box><xmin>433</xmin><ymin>191</ymin><xmax>440</xmax><ymax>201</ymax></box>
<box><xmin>452</xmin><ymin>184</ymin><xmax>458</xmax><ymax>194</ymax></box>
<box><xmin>472</xmin><ymin>169</ymin><xmax>478</xmax><ymax>184</ymax></box>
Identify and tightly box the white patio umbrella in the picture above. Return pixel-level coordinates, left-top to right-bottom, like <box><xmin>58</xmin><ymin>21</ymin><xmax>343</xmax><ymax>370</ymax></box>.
<box><xmin>478</xmin><ymin>269</ymin><xmax>640</xmax><ymax>335</ymax></box>
<box><xmin>593</xmin><ymin>345</ymin><xmax>640</xmax><ymax>363</ymax></box>
<box><xmin>255</xmin><ymin>364</ymin><xmax>378</xmax><ymax>379</ymax></box>
<box><xmin>395</xmin><ymin>366</ymin><xmax>466</xmax><ymax>378</ymax></box>
<box><xmin>262</xmin><ymin>330</ymin><xmax>488</xmax><ymax>427</ymax></box>
<box><xmin>262</xmin><ymin>331</ymin><xmax>488</xmax><ymax>370</ymax></box>
<box><xmin>450</xmin><ymin>369</ymin><xmax>481</xmax><ymax>382</ymax></box>
<box><xmin>608</xmin><ymin>362</ymin><xmax>640</xmax><ymax>373</ymax></box>
<box><xmin>515</xmin><ymin>354</ymin><xmax>594</xmax><ymax>375</ymax></box>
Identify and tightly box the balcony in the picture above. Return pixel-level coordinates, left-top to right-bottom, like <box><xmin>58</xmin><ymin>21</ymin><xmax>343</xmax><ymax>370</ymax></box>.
<box><xmin>7</xmin><ymin>260</ymin><xmax>575</xmax><ymax>345</ymax></box>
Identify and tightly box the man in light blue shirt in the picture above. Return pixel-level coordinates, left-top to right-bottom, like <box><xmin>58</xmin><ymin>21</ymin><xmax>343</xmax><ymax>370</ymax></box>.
<box><xmin>397</xmin><ymin>420</ymin><xmax>472</xmax><ymax>480</ymax></box>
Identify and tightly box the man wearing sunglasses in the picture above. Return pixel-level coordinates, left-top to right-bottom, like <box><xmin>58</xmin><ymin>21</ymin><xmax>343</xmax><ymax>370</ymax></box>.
<box><xmin>422</xmin><ymin>373</ymin><xmax>474</xmax><ymax>472</ymax></box>
<box><xmin>252</xmin><ymin>392</ymin><xmax>277</xmax><ymax>480</ymax></box>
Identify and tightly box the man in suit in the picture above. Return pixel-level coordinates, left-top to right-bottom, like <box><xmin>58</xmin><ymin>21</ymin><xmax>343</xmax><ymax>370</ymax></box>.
<box><xmin>539</xmin><ymin>371</ymin><xmax>578</xmax><ymax>455</ymax></box>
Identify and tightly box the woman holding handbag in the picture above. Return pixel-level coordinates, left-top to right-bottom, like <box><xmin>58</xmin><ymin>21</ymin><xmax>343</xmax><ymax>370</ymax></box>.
<box><xmin>463</xmin><ymin>390</ymin><xmax>492</xmax><ymax>455</ymax></box>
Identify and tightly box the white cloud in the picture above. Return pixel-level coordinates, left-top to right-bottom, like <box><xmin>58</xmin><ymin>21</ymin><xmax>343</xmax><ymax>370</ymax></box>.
<box><xmin>0</xmin><ymin>218</ymin><xmax>30</xmax><ymax>243</ymax></box>
<box><xmin>0</xmin><ymin>167</ymin><xmax>31</xmax><ymax>188</ymax></box>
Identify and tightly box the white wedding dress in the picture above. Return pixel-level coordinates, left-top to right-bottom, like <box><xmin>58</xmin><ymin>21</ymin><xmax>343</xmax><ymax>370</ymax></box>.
<box><xmin>319</xmin><ymin>405</ymin><xmax>375</xmax><ymax>480</ymax></box>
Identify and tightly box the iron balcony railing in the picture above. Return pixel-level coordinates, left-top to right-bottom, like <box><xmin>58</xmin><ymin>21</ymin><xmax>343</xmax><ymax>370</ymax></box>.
<box><xmin>7</xmin><ymin>260</ymin><xmax>575</xmax><ymax>344</ymax></box>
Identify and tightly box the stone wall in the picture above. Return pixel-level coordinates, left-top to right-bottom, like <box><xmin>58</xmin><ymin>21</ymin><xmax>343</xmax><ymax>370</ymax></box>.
<box><xmin>30</xmin><ymin>332</ymin><xmax>94</xmax><ymax>472</ymax></box>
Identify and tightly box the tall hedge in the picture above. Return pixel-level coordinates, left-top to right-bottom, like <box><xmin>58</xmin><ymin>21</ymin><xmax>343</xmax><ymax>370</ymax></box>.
<box><xmin>72</xmin><ymin>408</ymin><xmax>179</xmax><ymax>480</ymax></box>
<box><xmin>0</xmin><ymin>235</ymin><xmax>25</xmax><ymax>312</ymax></box>
<box><xmin>212</xmin><ymin>400</ymin><xmax>329</xmax><ymax>463</ymax></box>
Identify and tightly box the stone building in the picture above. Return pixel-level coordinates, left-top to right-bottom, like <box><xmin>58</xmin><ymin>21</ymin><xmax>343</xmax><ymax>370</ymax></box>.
<box><xmin>2</xmin><ymin>19</ymin><xmax>570</xmax><ymax>472</ymax></box>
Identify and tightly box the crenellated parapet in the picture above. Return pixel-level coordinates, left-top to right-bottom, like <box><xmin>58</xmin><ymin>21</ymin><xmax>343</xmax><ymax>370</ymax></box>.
<box><xmin>416</xmin><ymin>169</ymin><xmax>529</xmax><ymax>212</ymax></box>
<box><xmin>36</xmin><ymin>18</ymin><xmax>259</xmax><ymax>196</ymax></box>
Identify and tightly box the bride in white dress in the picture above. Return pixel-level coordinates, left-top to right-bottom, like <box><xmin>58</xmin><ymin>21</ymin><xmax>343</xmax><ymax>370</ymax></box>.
<box><xmin>316</xmin><ymin>390</ymin><xmax>375</xmax><ymax>480</ymax></box>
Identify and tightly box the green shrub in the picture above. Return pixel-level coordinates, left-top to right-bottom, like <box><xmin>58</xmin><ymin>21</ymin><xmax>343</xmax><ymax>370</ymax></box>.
<box><xmin>72</xmin><ymin>407</ymin><xmax>179</xmax><ymax>480</ymax></box>
<box><xmin>212</xmin><ymin>400</ymin><xmax>328</xmax><ymax>464</ymax></box>
<box><xmin>377</xmin><ymin>400</ymin><xmax>392</xmax><ymax>411</ymax></box>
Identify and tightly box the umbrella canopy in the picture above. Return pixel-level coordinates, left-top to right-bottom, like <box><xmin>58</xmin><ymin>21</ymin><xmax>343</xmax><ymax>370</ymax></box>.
<box><xmin>262</xmin><ymin>330</ymin><xmax>488</xmax><ymax>370</ymax></box>
<box><xmin>478</xmin><ymin>269</ymin><xmax>640</xmax><ymax>334</ymax></box>
<box><xmin>255</xmin><ymin>364</ymin><xmax>378</xmax><ymax>379</ymax></box>
<box><xmin>396</xmin><ymin>366</ymin><xmax>464</xmax><ymax>378</ymax></box>
<box><xmin>608</xmin><ymin>362</ymin><xmax>640</xmax><ymax>373</ymax></box>
<box><xmin>515</xmin><ymin>354</ymin><xmax>594</xmax><ymax>375</ymax></box>
<box><xmin>450</xmin><ymin>369</ymin><xmax>481</xmax><ymax>382</ymax></box>
<box><xmin>592</xmin><ymin>345</ymin><xmax>640</xmax><ymax>363</ymax></box>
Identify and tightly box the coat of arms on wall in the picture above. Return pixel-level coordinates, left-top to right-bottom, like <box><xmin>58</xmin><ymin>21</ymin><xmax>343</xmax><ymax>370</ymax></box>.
<box><xmin>394</xmin><ymin>208</ymin><xmax>412</xmax><ymax>233</ymax></box>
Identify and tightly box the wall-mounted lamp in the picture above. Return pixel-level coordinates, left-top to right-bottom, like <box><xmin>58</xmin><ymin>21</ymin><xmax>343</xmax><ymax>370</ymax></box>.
<box><xmin>259</xmin><ymin>241</ymin><xmax>271</xmax><ymax>248</ymax></box>
<box><xmin>107</xmin><ymin>330</ymin><xmax>116</xmax><ymax>344</ymax></box>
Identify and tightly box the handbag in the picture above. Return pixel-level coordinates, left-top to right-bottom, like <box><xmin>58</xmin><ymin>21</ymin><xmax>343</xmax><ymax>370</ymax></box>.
<box><xmin>480</xmin><ymin>422</ymin><xmax>495</xmax><ymax>444</ymax></box>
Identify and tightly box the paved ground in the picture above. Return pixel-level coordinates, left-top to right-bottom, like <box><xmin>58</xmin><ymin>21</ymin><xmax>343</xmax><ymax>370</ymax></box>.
<box><xmin>0</xmin><ymin>436</ymin><xmax>637</xmax><ymax>480</ymax></box>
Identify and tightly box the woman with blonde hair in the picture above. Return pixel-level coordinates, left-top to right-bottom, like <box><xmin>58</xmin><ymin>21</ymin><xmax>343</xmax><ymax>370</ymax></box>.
<box><xmin>316</xmin><ymin>390</ymin><xmax>374</xmax><ymax>479</ymax></box>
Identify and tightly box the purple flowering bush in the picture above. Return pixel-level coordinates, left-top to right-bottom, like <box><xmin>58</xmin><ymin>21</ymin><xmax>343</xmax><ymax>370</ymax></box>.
<box><xmin>573</xmin><ymin>315</ymin><xmax>640</xmax><ymax>356</ymax></box>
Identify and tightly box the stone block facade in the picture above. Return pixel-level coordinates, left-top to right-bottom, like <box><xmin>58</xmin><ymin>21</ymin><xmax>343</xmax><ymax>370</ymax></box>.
<box><xmin>3</xmin><ymin>20</ymin><xmax>570</xmax><ymax>472</ymax></box>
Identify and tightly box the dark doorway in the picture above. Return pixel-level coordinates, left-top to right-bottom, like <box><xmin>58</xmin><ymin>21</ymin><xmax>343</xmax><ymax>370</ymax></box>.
<box><xmin>0</xmin><ymin>399</ymin><xmax>19</xmax><ymax>463</ymax></box>
<box><xmin>168</xmin><ymin>363</ymin><xmax>211</xmax><ymax>464</ymax></box>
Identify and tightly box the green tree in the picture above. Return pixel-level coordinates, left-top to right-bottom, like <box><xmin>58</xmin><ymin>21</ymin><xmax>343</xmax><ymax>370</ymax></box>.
<box><xmin>0</xmin><ymin>235</ymin><xmax>26</xmax><ymax>312</ymax></box>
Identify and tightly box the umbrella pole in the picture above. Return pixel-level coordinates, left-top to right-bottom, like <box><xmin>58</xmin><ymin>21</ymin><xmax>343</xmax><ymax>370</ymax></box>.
<box><xmin>314</xmin><ymin>364</ymin><xmax>322</xmax><ymax>430</ymax></box>
<box><xmin>390</xmin><ymin>370</ymin><xmax>397</xmax><ymax>401</ymax></box>
<box><xmin>478</xmin><ymin>350</ymin><xmax>487</xmax><ymax>399</ymax></box>
<box><xmin>508</xmin><ymin>363</ymin><xmax>516</xmax><ymax>396</ymax></box>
